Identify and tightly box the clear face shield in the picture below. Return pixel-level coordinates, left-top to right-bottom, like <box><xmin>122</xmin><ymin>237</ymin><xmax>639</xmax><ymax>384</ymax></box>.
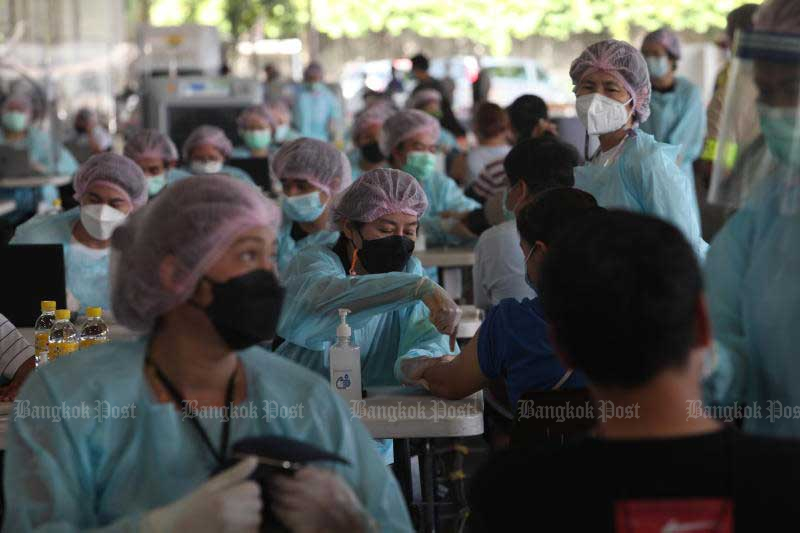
<box><xmin>709</xmin><ymin>30</ymin><xmax>800</xmax><ymax>215</ymax></box>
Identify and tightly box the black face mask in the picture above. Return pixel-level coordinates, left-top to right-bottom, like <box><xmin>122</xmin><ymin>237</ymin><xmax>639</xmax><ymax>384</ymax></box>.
<box><xmin>356</xmin><ymin>232</ymin><xmax>415</xmax><ymax>274</ymax></box>
<box><xmin>359</xmin><ymin>142</ymin><xmax>384</xmax><ymax>164</ymax></box>
<box><xmin>199</xmin><ymin>270</ymin><xmax>285</xmax><ymax>350</ymax></box>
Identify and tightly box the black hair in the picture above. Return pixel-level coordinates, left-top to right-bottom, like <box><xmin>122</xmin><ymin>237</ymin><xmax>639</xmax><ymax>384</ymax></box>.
<box><xmin>727</xmin><ymin>3</ymin><xmax>759</xmax><ymax>40</ymax></box>
<box><xmin>515</xmin><ymin>187</ymin><xmax>599</xmax><ymax>248</ymax></box>
<box><xmin>506</xmin><ymin>94</ymin><xmax>548</xmax><ymax>140</ymax></box>
<box><xmin>539</xmin><ymin>210</ymin><xmax>704</xmax><ymax>389</ymax></box>
<box><xmin>411</xmin><ymin>54</ymin><xmax>430</xmax><ymax>72</ymax></box>
<box><xmin>503</xmin><ymin>136</ymin><xmax>580</xmax><ymax>194</ymax></box>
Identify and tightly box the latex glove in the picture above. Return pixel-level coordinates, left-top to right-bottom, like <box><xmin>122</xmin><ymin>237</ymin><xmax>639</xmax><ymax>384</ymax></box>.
<box><xmin>270</xmin><ymin>467</ymin><xmax>376</xmax><ymax>533</ymax></box>
<box><xmin>400</xmin><ymin>355</ymin><xmax>457</xmax><ymax>389</ymax></box>
<box><xmin>141</xmin><ymin>457</ymin><xmax>262</xmax><ymax>533</ymax></box>
<box><xmin>416</xmin><ymin>279</ymin><xmax>462</xmax><ymax>351</ymax></box>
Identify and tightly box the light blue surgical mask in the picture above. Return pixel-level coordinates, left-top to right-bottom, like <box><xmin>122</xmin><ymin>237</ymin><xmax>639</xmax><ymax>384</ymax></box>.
<box><xmin>502</xmin><ymin>183</ymin><xmax>522</xmax><ymax>221</ymax></box>
<box><xmin>282</xmin><ymin>190</ymin><xmax>327</xmax><ymax>223</ymax></box>
<box><xmin>274</xmin><ymin>124</ymin><xmax>290</xmax><ymax>143</ymax></box>
<box><xmin>2</xmin><ymin>111</ymin><xmax>28</xmax><ymax>132</ymax></box>
<box><xmin>403</xmin><ymin>151</ymin><xmax>436</xmax><ymax>180</ymax></box>
<box><xmin>242</xmin><ymin>129</ymin><xmax>272</xmax><ymax>151</ymax></box>
<box><xmin>758</xmin><ymin>103</ymin><xmax>800</xmax><ymax>168</ymax></box>
<box><xmin>646</xmin><ymin>56</ymin><xmax>670</xmax><ymax>79</ymax></box>
<box><xmin>523</xmin><ymin>245</ymin><xmax>536</xmax><ymax>292</ymax></box>
<box><xmin>147</xmin><ymin>174</ymin><xmax>167</xmax><ymax>196</ymax></box>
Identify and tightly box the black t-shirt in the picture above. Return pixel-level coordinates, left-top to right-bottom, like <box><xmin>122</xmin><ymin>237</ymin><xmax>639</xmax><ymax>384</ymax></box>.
<box><xmin>468</xmin><ymin>427</ymin><xmax>800</xmax><ymax>532</ymax></box>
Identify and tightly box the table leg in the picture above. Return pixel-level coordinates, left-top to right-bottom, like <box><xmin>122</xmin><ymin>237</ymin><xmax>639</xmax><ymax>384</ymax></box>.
<box><xmin>393</xmin><ymin>438</ymin><xmax>413</xmax><ymax>505</ymax></box>
<box><xmin>421</xmin><ymin>439</ymin><xmax>436</xmax><ymax>533</ymax></box>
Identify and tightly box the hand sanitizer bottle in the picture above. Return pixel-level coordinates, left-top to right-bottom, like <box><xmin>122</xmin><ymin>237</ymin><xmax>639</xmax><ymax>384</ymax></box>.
<box><xmin>329</xmin><ymin>309</ymin><xmax>362</xmax><ymax>402</ymax></box>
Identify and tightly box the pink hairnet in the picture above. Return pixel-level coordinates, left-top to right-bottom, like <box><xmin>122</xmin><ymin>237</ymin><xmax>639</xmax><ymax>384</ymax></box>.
<box><xmin>351</xmin><ymin>102</ymin><xmax>396</xmax><ymax>142</ymax></box>
<box><xmin>124</xmin><ymin>129</ymin><xmax>179</xmax><ymax>163</ymax></box>
<box><xmin>72</xmin><ymin>153</ymin><xmax>148</xmax><ymax>209</ymax></box>
<box><xmin>379</xmin><ymin>109</ymin><xmax>441</xmax><ymax>158</ymax></box>
<box><xmin>570</xmin><ymin>39</ymin><xmax>652</xmax><ymax>125</ymax></box>
<box><xmin>237</xmin><ymin>105</ymin><xmax>275</xmax><ymax>130</ymax></box>
<box><xmin>407</xmin><ymin>89</ymin><xmax>442</xmax><ymax>109</ymax></box>
<box><xmin>182</xmin><ymin>125</ymin><xmax>234</xmax><ymax>161</ymax></box>
<box><xmin>333</xmin><ymin>168</ymin><xmax>428</xmax><ymax>227</ymax></box>
<box><xmin>271</xmin><ymin>138</ymin><xmax>351</xmax><ymax>196</ymax></box>
<box><xmin>110</xmin><ymin>175</ymin><xmax>281</xmax><ymax>331</ymax></box>
<box><xmin>643</xmin><ymin>28</ymin><xmax>682</xmax><ymax>59</ymax></box>
<box><xmin>754</xmin><ymin>0</ymin><xmax>800</xmax><ymax>34</ymax></box>
<box><xmin>2</xmin><ymin>94</ymin><xmax>33</xmax><ymax>115</ymax></box>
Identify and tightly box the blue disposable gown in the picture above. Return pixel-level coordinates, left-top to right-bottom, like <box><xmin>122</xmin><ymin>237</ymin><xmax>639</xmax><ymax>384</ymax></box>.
<box><xmin>3</xmin><ymin>340</ymin><xmax>413</xmax><ymax>532</ymax></box>
<box><xmin>417</xmin><ymin>170</ymin><xmax>481</xmax><ymax>247</ymax></box>
<box><xmin>703</xmin><ymin>180</ymin><xmax>800</xmax><ymax>437</ymax></box>
<box><xmin>438</xmin><ymin>128</ymin><xmax>459</xmax><ymax>151</ymax></box>
<box><xmin>10</xmin><ymin>208</ymin><xmax>111</xmax><ymax>312</ymax></box>
<box><xmin>0</xmin><ymin>127</ymin><xmax>79</xmax><ymax>222</ymax></box>
<box><xmin>574</xmin><ymin>130</ymin><xmax>707</xmax><ymax>259</ymax></box>
<box><xmin>276</xmin><ymin>244</ymin><xmax>458</xmax><ymax>386</ymax></box>
<box><xmin>347</xmin><ymin>148</ymin><xmax>364</xmax><ymax>180</ymax></box>
<box><xmin>276</xmin><ymin>221</ymin><xmax>340</xmax><ymax>275</ymax></box>
<box><xmin>291</xmin><ymin>85</ymin><xmax>342</xmax><ymax>142</ymax></box>
<box><xmin>230</xmin><ymin>146</ymin><xmax>279</xmax><ymax>159</ymax></box>
<box><xmin>640</xmin><ymin>77</ymin><xmax>707</xmax><ymax>181</ymax></box>
<box><xmin>168</xmin><ymin>164</ymin><xmax>256</xmax><ymax>186</ymax></box>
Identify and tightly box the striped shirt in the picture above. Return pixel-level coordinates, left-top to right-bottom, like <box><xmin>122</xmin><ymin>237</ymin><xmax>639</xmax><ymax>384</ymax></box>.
<box><xmin>467</xmin><ymin>158</ymin><xmax>508</xmax><ymax>202</ymax></box>
<box><xmin>0</xmin><ymin>315</ymin><xmax>34</xmax><ymax>380</ymax></box>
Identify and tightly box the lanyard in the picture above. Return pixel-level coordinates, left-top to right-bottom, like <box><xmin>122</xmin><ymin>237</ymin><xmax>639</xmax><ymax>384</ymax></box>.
<box><xmin>148</xmin><ymin>358</ymin><xmax>236</xmax><ymax>467</ymax></box>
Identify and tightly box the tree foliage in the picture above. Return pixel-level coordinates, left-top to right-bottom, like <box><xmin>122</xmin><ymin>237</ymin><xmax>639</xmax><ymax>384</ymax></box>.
<box><xmin>148</xmin><ymin>0</ymin><xmax>762</xmax><ymax>54</ymax></box>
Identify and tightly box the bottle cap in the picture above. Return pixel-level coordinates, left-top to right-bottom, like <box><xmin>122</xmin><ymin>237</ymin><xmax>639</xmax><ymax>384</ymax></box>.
<box><xmin>86</xmin><ymin>307</ymin><xmax>102</xmax><ymax>318</ymax></box>
<box><xmin>55</xmin><ymin>309</ymin><xmax>71</xmax><ymax>321</ymax></box>
<box><xmin>336</xmin><ymin>308</ymin><xmax>351</xmax><ymax>339</ymax></box>
<box><xmin>53</xmin><ymin>199</ymin><xmax>62</xmax><ymax>207</ymax></box>
<box><xmin>41</xmin><ymin>300</ymin><xmax>56</xmax><ymax>312</ymax></box>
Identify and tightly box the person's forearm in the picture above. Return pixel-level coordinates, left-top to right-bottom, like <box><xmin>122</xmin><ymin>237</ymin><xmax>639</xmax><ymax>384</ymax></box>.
<box><xmin>424</xmin><ymin>358</ymin><xmax>478</xmax><ymax>400</ymax></box>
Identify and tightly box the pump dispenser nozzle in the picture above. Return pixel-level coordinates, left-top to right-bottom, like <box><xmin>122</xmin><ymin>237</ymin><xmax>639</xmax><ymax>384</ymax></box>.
<box><xmin>337</xmin><ymin>308</ymin><xmax>352</xmax><ymax>339</ymax></box>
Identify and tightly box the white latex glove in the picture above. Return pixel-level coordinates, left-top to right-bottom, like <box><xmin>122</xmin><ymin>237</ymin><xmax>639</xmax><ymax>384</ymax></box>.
<box><xmin>417</xmin><ymin>279</ymin><xmax>462</xmax><ymax>351</ymax></box>
<box><xmin>270</xmin><ymin>467</ymin><xmax>376</xmax><ymax>533</ymax></box>
<box><xmin>399</xmin><ymin>355</ymin><xmax>457</xmax><ymax>388</ymax></box>
<box><xmin>141</xmin><ymin>457</ymin><xmax>262</xmax><ymax>533</ymax></box>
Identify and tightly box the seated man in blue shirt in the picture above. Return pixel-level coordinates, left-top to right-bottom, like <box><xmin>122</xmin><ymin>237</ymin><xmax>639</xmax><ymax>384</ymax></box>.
<box><xmin>415</xmin><ymin>187</ymin><xmax>600</xmax><ymax>407</ymax></box>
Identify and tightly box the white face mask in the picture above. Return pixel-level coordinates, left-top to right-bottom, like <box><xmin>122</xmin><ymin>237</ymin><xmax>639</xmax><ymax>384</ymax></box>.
<box><xmin>80</xmin><ymin>204</ymin><xmax>127</xmax><ymax>241</ymax></box>
<box><xmin>190</xmin><ymin>160</ymin><xmax>224</xmax><ymax>174</ymax></box>
<box><xmin>576</xmin><ymin>93</ymin><xmax>633</xmax><ymax>135</ymax></box>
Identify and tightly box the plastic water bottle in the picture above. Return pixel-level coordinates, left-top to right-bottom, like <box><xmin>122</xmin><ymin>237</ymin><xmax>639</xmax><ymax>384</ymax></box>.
<box><xmin>33</xmin><ymin>300</ymin><xmax>57</xmax><ymax>367</ymax></box>
<box><xmin>48</xmin><ymin>310</ymin><xmax>79</xmax><ymax>361</ymax></box>
<box><xmin>79</xmin><ymin>307</ymin><xmax>108</xmax><ymax>349</ymax></box>
<box><xmin>329</xmin><ymin>309</ymin><xmax>362</xmax><ymax>403</ymax></box>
